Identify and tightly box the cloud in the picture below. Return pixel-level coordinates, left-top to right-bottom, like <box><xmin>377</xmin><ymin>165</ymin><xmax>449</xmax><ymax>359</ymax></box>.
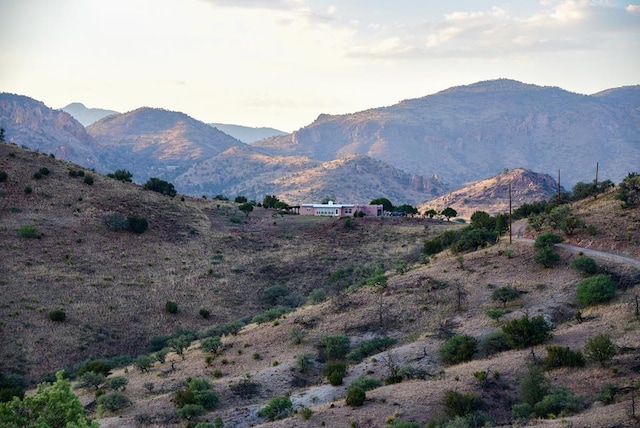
<box><xmin>346</xmin><ymin>1</ymin><xmax>640</xmax><ymax>60</ymax></box>
<box><xmin>198</xmin><ymin>0</ymin><xmax>302</xmax><ymax>10</ymax></box>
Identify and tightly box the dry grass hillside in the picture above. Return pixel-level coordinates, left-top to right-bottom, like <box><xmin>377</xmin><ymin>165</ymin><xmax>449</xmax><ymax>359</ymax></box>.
<box><xmin>1</xmin><ymin>142</ymin><xmax>639</xmax><ymax>427</ymax></box>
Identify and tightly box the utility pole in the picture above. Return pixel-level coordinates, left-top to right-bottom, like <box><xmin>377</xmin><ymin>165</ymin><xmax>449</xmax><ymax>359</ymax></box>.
<box><xmin>509</xmin><ymin>183</ymin><xmax>512</xmax><ymax>244</ymax></box>
<box><xmin>557</xmin><ymin>169</ymin><xmax>561</xmax><ymax>205</ymax></box>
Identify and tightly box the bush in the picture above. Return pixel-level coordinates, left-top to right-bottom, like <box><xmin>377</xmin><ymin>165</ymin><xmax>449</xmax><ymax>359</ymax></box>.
<box><xmin>307</xmin><ymin>288</ymin><xmax>327</xmax><ymax>305</ymax></box>
<box><xmin>18</xmin><ymin>224</ymin><xmax>39</xmax><ymax>238</ymax></box>
<box><xmin>77</xmin><ymin>360</ymin><xmax>111</xmax><ymax>377</ymax></box>
<box><xmin>106</xmin><ymin>169</ymin><xmax>133</xmax><ymax>182</ymax></box>
<box><xmin>320</xmin><ymin>335</ymin><xmax>351</xmax><ymax>360</ymax></box>
<box><xmin>502</xmin><ymin>315</ymin><xmax>551</xmax><ymax>349</ymax></box>
<box><xmin>519</xmin><ymin>364</ymin><xmax>549</xmax><ymax>407</ymax></box>
<box><xmin>262</xmin><ymin>284</ymin><xmax>291</xmax><ymax>307</ymax></box>
<box><xmin>534</xmin><ymin>246</ymin><xmax>561</xmax><ymax>268</ymax></box>
<box><xmin>127</xmin><ymin>216</ymin><xmax>148</xmax><ymax>234</ymax></box>
<box><xmin>584</xmin><ymin>333</ymin><xmax>616</xmax><ymax>367</ymax></box>
<box><xmin>104</xmin><ymin>376</ymin><xmax>128</xmax><ymax>391</ymax></box>
<box><xmin>49</xmin><ymin>309</ymin><xmax>66</xmax><ymax>322</ymax></box>
<box><xmin>485</xmin><ymin>308</ymin><xmax>510</xmax><ymax>321</ymax></box>
<box><xmin>33</xmin><ymin>171</ymin><xmax>42</xmax><ymax>180</ymax></box>
<box><xmin>134</xmin><ymin>355</ymin><xmax>154</xmax><ymax>372</ymax></box>
<box><xmin>97</xmin><ymin>391</ymin><xmax>131</xmax><ymax>412</ymax></box>
<box><xmin>199</xmin><ymin>308</ymin><xmax>210</xmax><ymax>319</ymax></box>
<box><xmin>174</xmin><ymin>377</ymin><xmax>218</xmax><ymax>418</ymax></box>
<box><xmin>260</xmin><ymin>396</ymin><xmax>292</xmax><ymax>421</ymax></box>
<box><xmin>570</xmin><ymin>256</ymin><xmax>598</xmax><ymax>275</ymax></box>
<box><xmin>443</xmin><ymin>390</ymin><xmax>484</xmax><ymax>418</ymax></box>
<box><xmin>252</xmin><ymin>306</ymin><xmax>291</xmax><ymax>324</ymax></box>
<box><xmin>533</xmin><ymin>387</ymin><xmax>582</xmax><ymax>418</ymax></box>
<box><xmin>77</xmin><ymin>371</ymin><xmax>104</xmax><ymax>390</ymax></box>
<box><xmin>0</xmin><ymin>170</ymin><xmax>7</xmax><ymax>182</ymax></box>
<box><xmin>439</xmin><ymin>334</ymin><xmax>477</xmax><ymax>365</ymax></box>
<box><xmin>347</xmin><ymin>336</ymin><xmax>396</xmax><ymax>363</ymax></box>
<box><xmin>576</xmin><ymin>274</ymin><xmax>616</xmax><ymax>306</ymax></box>
<box><xmin>491</xmin><ymin>287</ymin><xmax>520</xmax><ymax>307</ymax></box>
<box><xmin>200</xmin><ymin>336</ymin><xmax>222</xmax><ymax>353</ymax></box>
<box><xmin>24</xmin><ymin>186</ymin><xmax>32</xmax><ymax>194</ymax></box>
<box><xmin>165</xmin><ymin>301</ymin><xmax>178</xmax><ymax>314</ymax></box>
<box><xmin>478</xmin><ymin>329</ymin><xmax>510</xmax><ymax>357</ymax></box>
<box><xmin>177</xmin><ymin>404</ymin><xmax>205</xmax><ymax>420</ymax></box>
<box><xmin>543</xmin><ymin>346</ymin><xmax>585</xmax><ymax>370</ymax></box>
<box><xmin>144</xmin><ymin>177</ymin><xmax>177</xmax><ymax>197</ymax></box>
<box><xmin>345</xmin><ymin>386</ymin><xmax>366</xmax><ymax>406</ymax></box>
<box><xmin>83</xmin><ymin>175</ymin><xmax>94</xmax><ymax>185</ymax></box>
<box><xmin>511</xmin><ymin>402</ymin><xmax>533</xmax><ymax>420</ymax></box>
<box><xmin>349</xmin><ymin>375</ymin><xmax>382</xmax><ymax>392</ymax></box>
<box><xmin>324</xmin><ymin>360</ymin><xmax>347</xmax><ymax>386</ymax></box>
<box><xmin>103</xmin><ymin>213</ymin><xmax>129</xmax><ymax>231</ymax></box>
<box><xmin>534</xmin><ymin>232</ymin><xmax>564</xmax><ymax>249</ymax></box>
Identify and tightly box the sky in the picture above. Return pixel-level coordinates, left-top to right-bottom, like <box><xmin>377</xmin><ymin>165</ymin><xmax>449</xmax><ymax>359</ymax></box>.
<box><xmin>1</xmin><ymin>0</ymin><xmax>639</xmax><ymax>131</ymax></box>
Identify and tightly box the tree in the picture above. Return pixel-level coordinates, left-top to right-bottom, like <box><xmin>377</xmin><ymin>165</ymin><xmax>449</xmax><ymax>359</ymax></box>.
<box><xmin>134</xmin><ymin>355</ymin><xmax>154</xmax><ymax>372</ymax></box>
<box><xmin>424</xmin><ymin>208</ymin><xmax>438</xmax><ymax>219</ymax></box>
<box><xmin>262</xmin><ymin>195</ymin><xmax>280</xmax><ymax>209</ymax></box>
<box><xmin>396</xmin><ymin>204</ymin><xmax>418</xmax><ymax>216</ymax></box>
<box><xmin>584</xmin><ymin>333</ymin><xmax>616</xmax><ymax>367</ymax></box>
<box><xmin>0</xmin><ymin>128</ymin><xmax>5</xmax><ymax>142</ymax></box>
<box><xmin>320</xmin><ymin>335</ymin><xmax>351</xmax><ymax>360</ymax></box>
<box><xmin>534</xmin><ymin>232</ymin><xmax>563</xmax><ymax>268</ymax></box>
<box><xmin>107</xmin><ymin>169</ymin><xmax>133</xmax><ymax>182</ymax></box>
<box><xmin>370</xmin><ymin>198</ymin><xmax>393</xmax><ymax>212</ymax></box>
<box><xmin>576</xmin><ymin>274</ymin><xmax>616</xmax><ymax>306</ymax></box>
<box><xmin>0</xmin><ymin>371</ymin><xmax>99</xmax><ymax>427</ymax></box>
<box><xmin>441</xmin><ymin>207</ymin><xmax>457</xmax><ymax>221</ymax></box>
<box><xmin>470</xmin><ymin>211</ymin><xmax>494</xmax><ymax>230</ymax></box>
<box><xmin>260</xmin><ymin>396</ymin><xmax>292</xmax><ymax>421</ymax></box>
<box><xmin>570</xmin><ymin>256</ymin><xmax>598</xmax><ymax>275</ymax></box>
<box><xmin>439</xmin><ymin>334</ymin><xmax>478</xmax><ymax>365</ymax></box>
<box><xmin>616</xmin><ymin>172</ymin><xmax>640</xmax><ymax>208</ymax></box>
<box><xmin>502</xmin><ymin>315</ymin><xmax>552</xmax><ymax>349</ymax></box>
<box><xmin>234</xmin><ymin>195</ymin><xmax>248</xmax><ymax>203</ymax></box>
<box><xmin>519</xmin><ymin>364</ymin><xmax>549</xmax><ymax>407</ymax></box>
<box><xmin>491</xmin><ymin>287</ymin><xmax>520</xmax><ymax>307</ymax></box>
<box><xmin>345</xmin><ymin>386</ymin><xmax>366</xmax><ymax>406</ymax></box>
<box><xmin>239</xmin><ymin>202</ymin><xmax>254</xmax><ymax>217</ymax></box>
<box><xmin>144</xmin><ymin>177</ymin><xmax>177</xmax><ymax>197</ymax></box>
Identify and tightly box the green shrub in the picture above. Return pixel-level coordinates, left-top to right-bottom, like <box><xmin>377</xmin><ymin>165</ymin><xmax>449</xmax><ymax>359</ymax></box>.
<box><xmin>320</xmin><ymin>334</ymin><xmax>351</xmax><ymax>360</ymax></box>
<box><xmin>143</xmin><ymin>177</ymin><xmax>176</xmax><ymax>197</ymax></box>
<box><xmin>438</xmin><ymin>334</ymin><xmax>477</xmax><ymax>365</ymax></box>
<box><xmin>252</xmin><ymin>306</ymin><xmax>291</xmax><ymax>324</ymax></box>
<box><xmin>443</xmin><ymin>390</ymin><xmax>484</xmax><ymax>418</ymax></box>
<box><xmin>519</xmin><ymin>364</ymin><xmax>549</xmax><ymax>407</ymax></box>
<box><xmin>324</xmin><ymin>360</ymin><xmax>347</xmax><ymax>386</ymax></box>
<box><xmin>300</xmin><ymin>407</ymin><xmax>313</xmax><ymax>420</ymax></box>
<box><xmin>542</xmin><ymin>346</ymin><xmax>585</xmax><ymax>370</ymax></box>
<box><xmin>134</xmin><ymin>355</ymin><xmax>154</xmax><ymax>372</ymax></box>
<box><xmin>349</xmin><ymin>375</ymin><xmax>382</xmax><ymax>392</ymax></box>
<box><xmin>345</xmin><ymin>386</ymin><xmax>366</xmax><ymax>406</ymax></box>
<box><xmin>534</xmin><ymin>246</ymin><xmax>561</xmax><ymax>267</ymax></box>
<box><xmin>584</xmin><ymin>333</ymin><xmax>616</xmax><ymax>367</ymax></box>
<box><xmin>77</xmin><ymin>371</ymin><xmax>105</xmax><ymax>390</ymax></box>
<box><xmin>165</xmin><ymin>301</ymin><xmax>178</xmax><ymax>314</ymax></box>
<box><xmin>177</xmin><ymin>404</ymin><xmax>205</xmax><ymax>420</ymax></box>
<box><xmin>485</xmin><ymin>308</ymin><xmax>510</xmax><ymax>321</ymax></box>
<box><xmin>96</xmin><ymin>391</ymin><xmax>131</xmax><ymax>412</ymax></box>
<box><xmin>83</xmin><ymin>175</ymin><xmax>94</xmax><ymax>185</ymax></box>
<box><xmin>0</xmin><ymin>170</ymin><xmax>7</xmax><ymax>182</ymax></box>
<box><xmin>511</xmin><ymin>402</ymin><xmax>533</xmax><ymax>420</ymax></box>
<box><xmin>478</xmin><ymin>329</ymin><xmax>510</xmax><ymax>357</ymax></box>
<box><xmin>576</xmin><ymin>274</ymin><xmax>616</xmax><ymax>306</ymax></box>
<box><xmin>174</xmin><ymin>377</ymin><xmax>218</xmax><ymax>418</ymax></box>
<box><xmin>24</xmin><ymin>186</ymin><xmax>32</xmax><ymax>194</ymax></box>
<box><xmin>594</xmin><ymin>384</ymin><xmax>621</xmax><ymax>405</ymax></box>
<box><xmin>77</xmin><ymin>360</ymin><xmax>111</xmax><ymax>377</ymax></box>
<box><xmin>33</xmin><ymin>171</ymin><xmax>42</xmax><ymax>180</ymax></box>
<box><xmin>127</xmin><ymin>216</ymin><xmax>148</xmax><ymax>234</ymax></box>
<box><xmin>262</xmin><ymin>284</ymin><xmax>291</xmax><ymax>307</ymax></box>
<box><xmin>39</xmin><ymin>167</ymin><xmax>50</xmax><ymax>176</ymax></box>
<box><xmin>68</xmin><ymin>170</ymin><xmax>78</xmax><ymax>177</ymax></box>
<box><xmin>534</xmin><ymin>232</ymin><xmax>564</xmax><ymax>249</ymax></box>
<box><xmin>502</xmin><ymin>315</ymin><xmax>551</xmax><ymax>349</ymax></box>
<box><xmin>347</xmin><ymin>336</ymin><xmax>396</xmax><ymax>363</ymax></box>
<box><xmin>491</xmin><ymin>287</ymin><xmax>520</xmax><ymax>307</ymax></box>
<box><xmin>295</xmin><ymin>353</ymin><xmax>314</xmax><ymax>373</ymax></box>
<box><xmin>49</xmin><ymin>309</ymin><xmax>66</xmax><ymax>322</ymax></box>
<box><xmin>260</xmin><ymin>396</ymin><xmax>293</xmax><ymax>421</ymax></box>
<box><xmin>106</xmin><ymin>169</ymin><xmax>133</xmax><ymax>182</ymax></box>
<box><xmin>307</xmin><ymin>288</ymin><xmax>327</xmax><ymax>305</ymax></box>
<box><xmin>533</xmin><ymin>388</ymin><xmax>582</xmax><ymax>418</ymax></box>
<box><xmin>104</xmin><ymin>376</ymin><xmax>128</xmax><ymax>391</ymax></box>
<box><xmin>18</xmin><ymin>224</ymin><xmax>39</xmax><ymax>238</ymax></box>
<box><xmin>199</xmin><ymin>308</ymin><xmax>210</xmax><ymax>319</ymax></box>
<box><xmin>103</xmin><ymin>213</ymin><xmax>129</xmax><ymax>231</ymax></box>
<box><xmin>570</xmin><ymin>256</ymin><xmax>598</xmax><ymax>275</ymax></box>
<box><xmin>290</xmin><ymin>326</ymin><xmax>308</xmax><ymax>345</ymax></box>
<box><xmin>200</xmin><ymin>336</ymin><xmax>222</xmax><ymax>353</ymax></box>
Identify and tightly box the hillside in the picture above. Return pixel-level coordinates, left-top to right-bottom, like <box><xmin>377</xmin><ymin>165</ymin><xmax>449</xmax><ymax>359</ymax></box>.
<box><xmin>61</xmin><ymin>103</ymin><xmax>119</xmax><ymax>127</ymax></box>
<box><xmin>420</xmin><ymin>168</ymin><xmax>561</xmax><ymax>219</ymax></box>
<box><xmin>209</xmin><ymin>123</ymin><xmax>288</xmax><ymax>144</ymax></box>
<box><xmin>253</xmin><ymin>79</ymin><xmax>640</xmax><ymax>187</ymax></box>
<box><xmin>173</xmin><ymin>145</ymin><xmax>446</xmax><ymax>205</ymax></box>
<box><xmin>1</xmin><ymin>142</ymin><xmax>639</xmax><ymax>428</ymax></box>
<box><xmin>86</xmin><ymin>107</ymin><xmax>242</xmax><ymax>179</ymax></box>
<box><xmin>0</xmin><ymin>93</ymin><xmax>102</xmax><ymax>169</ymax></box>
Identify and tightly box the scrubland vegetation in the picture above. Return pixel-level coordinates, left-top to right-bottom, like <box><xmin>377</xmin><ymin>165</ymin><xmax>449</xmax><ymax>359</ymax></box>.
<box><xmin>0</xmin><ymin>142</ymin><xmax>639</xmax><ymax>427</ymax></box>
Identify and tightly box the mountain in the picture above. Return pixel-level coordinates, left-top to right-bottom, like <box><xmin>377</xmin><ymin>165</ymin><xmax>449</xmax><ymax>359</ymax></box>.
<box><xmin>86</xmin><ymin>107</ymin><xmax>243</xmax><ymax>181</ymax></box>
<box><xmin>0</xmin><ymin>93</ymin><xmax>101</xmax><ymax>168</ymax></box>
<box><xmin>209</xmin><ymin>122</ymin><xmax>288</xmax><ymax>144</ymax></box>
<box><xmin>253</xmin><ymin>79</ymin><xmax>640</xmax><ymax>187</ymax></box>
<box><xmin>173</xmin><ymin>145</ymin><xmax>446</xmax><ymax>204</ymax></box>
<box><xmin>419</xmin><ymin>168</ymin><xmax>561</xmax><ymax>219</ymax></box>
<box><xmin>61</xmin><ymin>102</ymin><xmax>119</xmax><ymax>126</ymax></box>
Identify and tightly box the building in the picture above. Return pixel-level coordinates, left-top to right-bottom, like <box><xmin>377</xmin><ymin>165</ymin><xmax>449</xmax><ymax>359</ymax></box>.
<box><xmin>299</xmin><ymin>201</ymin><xmax>383</xmax><ymax>217</ymax></box>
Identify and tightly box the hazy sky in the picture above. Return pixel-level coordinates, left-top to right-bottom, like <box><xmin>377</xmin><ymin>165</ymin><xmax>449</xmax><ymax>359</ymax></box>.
<box><xmin>1</xmin><ymin>0</ymin><xmax>639</xmax><ymax>131</ymax></box>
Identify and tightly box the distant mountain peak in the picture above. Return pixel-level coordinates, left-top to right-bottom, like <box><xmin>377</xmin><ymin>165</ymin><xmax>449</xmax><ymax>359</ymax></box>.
<box><xmin>61</xmin><ymin>102</ymin><xmax>119</xmax><ymax>127</ymax></box>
